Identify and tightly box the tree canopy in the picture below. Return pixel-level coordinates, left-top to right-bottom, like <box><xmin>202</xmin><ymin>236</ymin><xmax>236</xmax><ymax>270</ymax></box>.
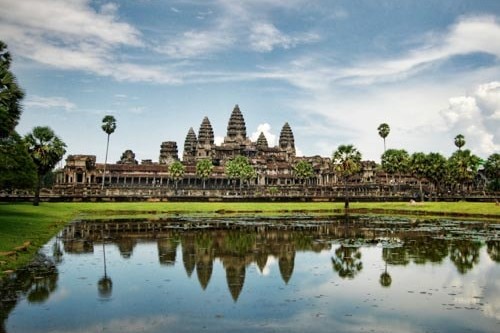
<box><xmin>25</xmin><ymin>126</ymin><xmax>66</xmax><ymax>205</ymax></box>
<box><xmin>0</xmin><ymin>41</ymin><xmax>24</xmax><ymax>139</ymax></box>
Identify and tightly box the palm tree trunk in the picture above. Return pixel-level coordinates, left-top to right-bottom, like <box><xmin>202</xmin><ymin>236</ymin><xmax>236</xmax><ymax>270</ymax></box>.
<box><xmin>101</xmin><ymin>134</ymin><xmax>110</xmax><ymax>190</ymax></box>
<box><xmin>419</xmin><ymin>179</ymin><xmax>423</xmax><ymax>202</ymax></box>
<box><xmin>33</xmin><ymin>174</ymin><xmax>42</xmax><ymax>206</ymax></box>
<box><xmin>344</xmin><ymin>178</ymin><xmax>349</xmax><ymax>209</ymax></box>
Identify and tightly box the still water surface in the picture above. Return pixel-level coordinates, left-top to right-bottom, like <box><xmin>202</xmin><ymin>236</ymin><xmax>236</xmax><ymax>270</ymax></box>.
<box><xmin>2</xmin><ymin>216</ymin><xmax>500</xmax><ymax>333</ymax></box>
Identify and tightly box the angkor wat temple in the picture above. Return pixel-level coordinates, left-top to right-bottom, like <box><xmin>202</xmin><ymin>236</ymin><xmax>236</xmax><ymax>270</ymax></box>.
<box><xmin>52</xmin><ymin>104</ymin><xmax>446</xmax><ymax>200</ymax></box>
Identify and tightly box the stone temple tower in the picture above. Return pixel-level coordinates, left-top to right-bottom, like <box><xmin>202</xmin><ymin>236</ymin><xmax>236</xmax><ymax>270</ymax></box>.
<box><xmin>183</xmin><ymin>127</ymin><xmax>197</xmax><ymax>163</ymax></box>
<box><xmin>159</xmin><ymin>141</ymin><xmax>179</xmax><ymax>164</ymax></box>
<box><xmin>225</xmin><ymin>104</ymin><xmax>247</xmax><ymax>144</ymax></box>
<box><xmin>279</xmin><ymin>122</ymin><xmax>296</xmax><ymax>159</ymax></box>
<box><xmin>197</xmin><ymin>116</ymin><xmax>214</xmax><ymax>159</ymax></box>
<box><xmin>256</xmin><ymin>132</ymin><xmax>268</xmax><ymax>150</ymax></box>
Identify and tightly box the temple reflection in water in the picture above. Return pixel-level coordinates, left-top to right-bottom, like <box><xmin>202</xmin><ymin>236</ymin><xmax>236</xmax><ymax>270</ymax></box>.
<box><xmin>59</xmin><ymin>216</ymin><xmax>499</xmax><ymax>301</ymax></box>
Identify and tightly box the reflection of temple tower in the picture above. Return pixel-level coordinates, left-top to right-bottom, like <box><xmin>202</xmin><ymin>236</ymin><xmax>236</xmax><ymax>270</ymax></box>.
<box><xmin>256</xmin><ymin>252</ymin><xmax>269</xmax><ymax>273</ymax></box>
<box><xmin>158</xmin><ymin>238</ymin><xmax>178</xmax><ymax>265</ymax></box>
<box><xmin>196</xmin><ymin>255</ymin><xmax>213</xmax><ymax>290</ymax></box>
<box><xmin>224</xmin><ymin>259</ymin><xmax>246</xmax><ymax>302</ymax></box>
<box><xmin>278</xmin><ymin>246</ymin><xmax>295</xmax><ymax>284</ymax></box>
<box><xmin>181</xmin><ymin>235</ymin><xmax>196</xmax><ymax>277</ymax></box>
<box><xmin>116</xmin><ymin>237</ymin><xmax>136</xmax><ymax>259</ymax></box>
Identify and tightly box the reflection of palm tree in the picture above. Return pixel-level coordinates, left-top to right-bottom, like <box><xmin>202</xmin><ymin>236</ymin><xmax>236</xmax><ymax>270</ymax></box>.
<box><xmin>450</xmin><ymin>240</ymin><xmax>481</xmax><ymax>274</ymax></box>
<box><xmin>331</xmin><ymin>245</ymin><xmax>363</xmax><ymax>279</ymax></box>
<box><xmin>52</xmin><ymin>239</ymin><xmax>64</xmax><ymax>264</ymax></box>
<box><xmin>98</xmin><ymin>233</ymin><xmax>112</xmax><ymax>298</ymax></box>
<box><xmin>379</xmin><ymin>261</ymin><xmax>392</xmax><ymax>288</ymax></box>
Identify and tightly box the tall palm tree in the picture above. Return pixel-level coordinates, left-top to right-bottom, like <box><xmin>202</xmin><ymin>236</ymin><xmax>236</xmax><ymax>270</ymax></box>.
<box><xmin>409</xmin><ymin>152</ymin><xmax>427</xmax><ymax>201</ymax></box>
<box><xmin>332</xmin><ymin>144</ymin><xmax>362</xmax><ymax>209</ymax></box>
<box><xmin>101</xmin><ymin>115</ymin><xmax>116</xmax><ymax>189</ymax></box>
<box><xmin>196</xmin><ymin>158</ymin><xmax>213</xmax><ymax>189</ymax></box>
<box><xmin>377</xmin><ymin>123</ymin><xmax>390</xmax><ymax>153</ymax></box>
<box><xmin>25</xmin><ymin>126</ymin><xmax>66</xmax><ymax>206</ymax></box>
<box><xmin>454</xmin><ymin>134</ymin><xmax>465</xmax><ymax>150</ymax></box>
<box><xmin>169</xmin><ymin>161</ymin><xmax>185</xmax><ymax>190</ymax></box>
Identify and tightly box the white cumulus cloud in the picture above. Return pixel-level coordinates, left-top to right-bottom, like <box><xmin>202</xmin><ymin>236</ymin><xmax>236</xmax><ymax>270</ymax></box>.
<box><xmin>250</xmin><ymin>123</ymin><xmax>277</xmax><ymax>146</ymax></box>
<box><xmin>440</xmin><ymin>81</ymin><xmax>500</xmax><ymax>156</ymax></box>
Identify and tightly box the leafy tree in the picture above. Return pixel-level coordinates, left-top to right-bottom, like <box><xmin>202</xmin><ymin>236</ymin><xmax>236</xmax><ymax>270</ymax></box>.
<box><xmin>332</xmin><ymin>144</ymin><xmax>362</xmax><ymax>209</ymax></box>
<box><xmin>423</xmin><ymin>152</ymin><xmax>447</xmax><ymax>200</ymax></box>
<box><xmin>101</xmin><ymin>115</ymin><xmax>116</xmax><ymax>189</ymax></box>
<box><xmin>25</xmin><ymin>126</ymin><xmax>66</xmax><ymax>206</ymax></box>
<box><xmin>377</xmin><ymin>123</ymin><xmax>390</xmax><ymax>152</ymax></box>
<box><xmin>409</xmin><ymin>152</ymin><xmax>427</xmax><ymax>201</ymax></box>
<box><xmin>169</xmin><ymin>160</ymin><xmax>185</xmax><ymax>190</ymax></box>
<box><xmin>225</xmin><ymin>155</ymin><xmax>255</xmax><ymax>190</ymax></box>
<box><xmin>454</xmin><ymin>134</ymin><xmax>465</xmax><ymax>150</ymax></box>
<box><xmin>0</xmin><ymin>41</ymin><xmax>24</xmax><ymax>139</ymax></box>
<box><xmin>196</xmin><ymin>159</ymin><xmax>213</xmax><ymax>189</ymax></box>
<box><xmin>293</xmin><ymin>160</ymin><xmax>314</xmax><ymax>186</ymax></box>
<box><xmin>483</xmin><ymin>153</ymin><xmax>500</xmax><ymax>191</ymax></box>
<box><xmin>0</xmin><ymin>134</ymin><xmax>37</xmax><ymax>190</ymax></box>
<box><xmin>381</xmin><ymin>149</ymin><xmax>409</xmax><ymax>191</ymax></box>
<box><xmin>448</xmin><ymin>149</ymin><xmax>481</xmax><ymax>193</ymax></box>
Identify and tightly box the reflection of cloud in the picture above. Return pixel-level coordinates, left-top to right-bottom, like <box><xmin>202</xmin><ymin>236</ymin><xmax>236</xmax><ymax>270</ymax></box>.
<box><xmin>258</xmin><ymin>255</ymin><xmax>277</xmax><ymax>276</ymax></box>
<box><xmin>48</xmin><ymin>315</ymin><xmax>178</xmax><ymax>333</ymax></box>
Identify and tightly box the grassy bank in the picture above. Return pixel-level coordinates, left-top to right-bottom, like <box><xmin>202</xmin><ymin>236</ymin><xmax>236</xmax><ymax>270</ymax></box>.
<box><xmin>1</xmin><ymin>201</ymin><xmax>499</xmax><ymax>278</ymax></box>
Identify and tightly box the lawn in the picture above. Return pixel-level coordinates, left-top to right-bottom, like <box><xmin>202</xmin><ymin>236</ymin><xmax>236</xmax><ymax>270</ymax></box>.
<box><xmin>1</xmin><ymin>201</ymin><xmax>499</xmax><ymax>278</ymax></box>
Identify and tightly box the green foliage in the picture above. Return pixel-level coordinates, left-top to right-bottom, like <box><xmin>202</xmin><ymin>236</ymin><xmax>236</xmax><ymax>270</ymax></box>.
<box><xmin>484</xmin><ymin>153</ymin><xmax>500</xmax><ymax>191</ymax></box>
<box><xmin>25</xmin><ymin>127</ymin><xmax>66</xmax><ymax>177</ymax></box>
<box><xmin>225</xmin><ymin>155</ymin><xmax>256</xmax><ymax>186</ymax></box>
<box><xmin>381</xmin><ymin>149</ymin><xmax>409</xmax><ymax>176</ymax></box>
<box><xmin>423</xmin><ymin>152</ymin><xmax>448</xmax><ymax>189</ymax></box>
<box><xmin>196</xmin><ymin>159</ymin><xmax>213</xmax><ymax>188</ymax></box>
<box><xmin>101</xmin><ymin>115</ymin><xmax>117</xmax><ymax>135</ymax></box>
<box><xmin>0</xmin><ymin>134</ymin><xmax>37</xmax><ymax>190</ymax></box>
<box><xmin>331</xmin><ymin>144</ymin><xmax>362</xmax><ymax>180</ymax></box>
<box><xmin>377</xmin><ymin>123</ymin><xmax>390</xmax><ymax>139</ymax></box>
<box><xmin>169</xmin><ymin>161</ymin><xmax>185</xmax><ymax>182</ymax></box>
<box><xmin>0</xmin><ymin>41</ymin><xmax>24</xmax><ymax>139</ymax></box>
<box><xmin>377</xmin><ymin>123</ymin><xmax>390</xmax><ymax>151</ymax></box>
<box><xmin>293</xmin><ymin>160</ymin><xmax>314</xmax><ymax>183</ymax></box>
<box><xmin>454</xmin><ymin>134</ymin><xmax>465</xmax><ymax>150</ymax></box>
<box><xmin>24</xmin><ymin>126</ymin><xmax>66</xmax><ymax>205</ymax></box>
<box><xmin>448</xmin><ymin>149</ymin><xmax>481</xmax><ymax>188</ymax></box>
<box><xmin>409</xmin><ymin>152</ymin><xmax>427</xmax><ymax>179</ymax></box>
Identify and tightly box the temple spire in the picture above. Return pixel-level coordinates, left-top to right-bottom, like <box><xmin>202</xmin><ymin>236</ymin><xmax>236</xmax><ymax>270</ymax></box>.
<box><xmin>226</xmin><ymin>104</ymin><xmax>247</xmax><ymax>142</ymax></box>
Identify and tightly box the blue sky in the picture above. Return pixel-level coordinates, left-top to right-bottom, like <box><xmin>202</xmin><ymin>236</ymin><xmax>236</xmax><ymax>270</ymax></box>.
<box><xmin>1</xmin><ymin>0</ymin><xmax>499</xmax><ymax>163</ymax></box>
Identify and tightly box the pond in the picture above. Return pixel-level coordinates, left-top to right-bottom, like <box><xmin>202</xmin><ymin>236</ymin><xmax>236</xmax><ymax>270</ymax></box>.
<box><xmin>1</xmin><ymin>215</ymin><xmax>499</xmax><ymax>333</ymax></box>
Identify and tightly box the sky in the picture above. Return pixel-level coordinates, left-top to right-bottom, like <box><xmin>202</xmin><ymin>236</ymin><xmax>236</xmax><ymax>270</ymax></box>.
<box><xmin>1</xmin><ymin>0</ymin><xmax>499</xmax><ymax>164</ymax></box>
